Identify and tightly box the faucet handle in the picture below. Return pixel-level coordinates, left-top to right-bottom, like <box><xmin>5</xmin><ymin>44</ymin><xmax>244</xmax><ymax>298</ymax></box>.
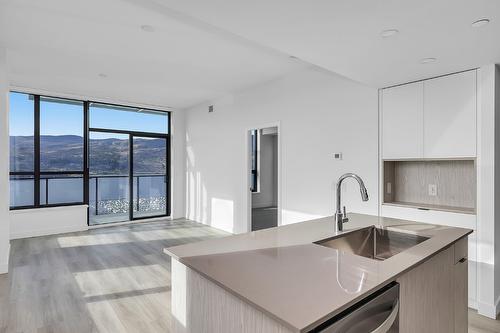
<box><xmin>343</xmin><ymin>206</ymin><xmax>349</xmax><ymax>222</ymax></box>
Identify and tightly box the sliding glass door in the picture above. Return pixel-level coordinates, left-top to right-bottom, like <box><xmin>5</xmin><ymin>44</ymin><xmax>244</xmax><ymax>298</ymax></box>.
<box><xmin>89</xmin><ymin>132</ymin><xmax>130</xmax><ymax>225</ymax></box>
<box><xmin>132</xmin><ymin>135</ymin><xmax>168</xmax><ymax>219</ymax></box>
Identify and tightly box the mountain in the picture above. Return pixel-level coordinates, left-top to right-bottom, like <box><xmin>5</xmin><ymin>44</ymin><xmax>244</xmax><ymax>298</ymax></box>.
<box><xmin>10</xmin><ymin>135</ymin><xmax>167</xmax><ymax>174</ymax></box>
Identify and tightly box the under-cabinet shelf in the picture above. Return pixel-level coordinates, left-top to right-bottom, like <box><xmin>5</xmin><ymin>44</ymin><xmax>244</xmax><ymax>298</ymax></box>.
<box><xmin>383</xmin><ymin>159</ymin><xmax>476</xmax><ymax>215</ymax></box>
<box><xmin>382</xmin><ymin>201</ymin><xmax>475</xmax><ymax>215</ymax></box>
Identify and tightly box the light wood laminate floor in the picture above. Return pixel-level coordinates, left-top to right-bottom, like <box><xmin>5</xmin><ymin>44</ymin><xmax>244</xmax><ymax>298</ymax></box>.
<box><xmin>0</xmin><ymin>219</ymin><xmax>498</xmax><ymax>332</ymax></box>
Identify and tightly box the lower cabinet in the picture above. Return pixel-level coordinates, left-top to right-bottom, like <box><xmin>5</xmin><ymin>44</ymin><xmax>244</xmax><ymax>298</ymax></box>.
<box><xmin>396</xmin><ymin>237</ymin><xmax>468</xmax><ymax>333</ymax></box>
<box><xmin>453</xmin><ymin>238</ymin><xmax>469</xmax><ymax>333</ymax></box>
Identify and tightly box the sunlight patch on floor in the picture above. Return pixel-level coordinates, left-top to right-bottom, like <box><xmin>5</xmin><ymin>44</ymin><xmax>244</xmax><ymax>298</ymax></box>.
<box><xmin>56</xmin><ymin>227</ymin><xmax>216</xmax><ymax>247</ymax></box>
<box><xmin>74</xmin><ymin>264</ymin><xmax>169</xmax><ymax>298</ymax></box>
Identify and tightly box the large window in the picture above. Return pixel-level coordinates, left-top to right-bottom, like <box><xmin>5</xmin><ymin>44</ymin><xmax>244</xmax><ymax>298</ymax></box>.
<box><xmin>9</xmin><ymin>92</ymin><xmax>171</xmax><ymax>221</ymax></box>
<box><xmin>9</xmin><ymin>92</ymin><xmax>35</xmax><ymax>207</ymax></box>
<box><xmin>89</xmin><ymin>102</ymin><xmax>169</xmax><ymax>134</ymax></box>
<box><xmin>40</xmin><ymin>97</ymin><xmax>84</xmax><ymax>205</ymax></box>
<box><xmin>9</xmin><ymin>93</ymin><xmax>84</xmax><ymax>208</ymax></box>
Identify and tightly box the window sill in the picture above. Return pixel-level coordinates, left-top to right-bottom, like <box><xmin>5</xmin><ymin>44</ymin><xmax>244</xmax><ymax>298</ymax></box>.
<box><xmin>10</xmin><ymin>204</ymin><xmax>88</xmax><ymax>214</ymax></box>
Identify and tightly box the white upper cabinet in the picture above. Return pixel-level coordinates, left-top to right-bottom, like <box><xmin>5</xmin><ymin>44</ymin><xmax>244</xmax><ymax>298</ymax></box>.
<box><xmin>382</xmin><ymin>70</ymin><xmax>477</xmax><ymax>159</ymax></box>
<box><xmin>382</xmin><ymin>82</ymin><xmax>424</xmax><ymax>159</ymax></box>
<box><xmin>423</xmin><ymin>70</ymin><xmax>477</xmax><ymax>158</ymax></box>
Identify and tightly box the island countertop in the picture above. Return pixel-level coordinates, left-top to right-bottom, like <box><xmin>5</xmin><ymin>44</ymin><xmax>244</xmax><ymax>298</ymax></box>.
<box><xmin>164</xmin><ymin>213</ymin><xmax>472</xmax><ymax>332</ymax></box>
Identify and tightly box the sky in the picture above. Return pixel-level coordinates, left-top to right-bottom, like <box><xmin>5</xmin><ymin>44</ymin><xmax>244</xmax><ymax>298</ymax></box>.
<box><xmin>9</xmin><ymin>92</ymin><xmax>169</xmax><ymax>137</ymax></box>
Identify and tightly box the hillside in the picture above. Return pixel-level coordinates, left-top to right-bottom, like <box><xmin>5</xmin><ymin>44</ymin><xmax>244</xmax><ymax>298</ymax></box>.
<box><xmin>10</xmin><ymin>135</ymin><xmax>167</xmax><ymax>174</ymax></box>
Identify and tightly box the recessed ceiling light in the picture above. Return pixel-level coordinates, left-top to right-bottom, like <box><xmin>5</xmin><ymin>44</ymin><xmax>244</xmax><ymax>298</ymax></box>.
<box><xmin>420</xmin><ymin>57</ymin><xmax>437</xmax><ymax>64</ymax></box>
<box><xmin>380</xmin><ymin>29</ymin><xmax>399</xmax><ymax>38</ymax></box>
<box><xmin>472</xmin><ymin>18</ymin><xmax>490</xmax><ymax>28</ymax></box>
<box><xmin>140</xmin><ymin>24</ymin><xmax>155</xmax><ymax>32</ymax></box>
<box><xmin>98</xmin><ymin>73</ymin><xmax>107</xmax><ymax>78</ymax></box>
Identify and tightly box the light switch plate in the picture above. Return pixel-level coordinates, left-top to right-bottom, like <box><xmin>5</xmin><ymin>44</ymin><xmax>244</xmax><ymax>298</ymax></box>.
<box><xmin>428</xmin><ymin>184</ymin><xmax>437</xmax><ymax>196</ymax></box>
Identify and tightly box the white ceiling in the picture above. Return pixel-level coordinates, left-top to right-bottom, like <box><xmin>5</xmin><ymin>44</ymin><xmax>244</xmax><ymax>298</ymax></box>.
<box><xmin>2</xmin><ymin>0</ymin><xmax>500</xmax><ymax>108</ymax></box>
<box><xmin>1</xmin><ymin>0</ymin><xmax>307</xmax><ymax>109</ymax></box>
<box><xmin>158</xmin><ymin>0</ymin><xmax>500</xmax><ymax>87</ymax></box>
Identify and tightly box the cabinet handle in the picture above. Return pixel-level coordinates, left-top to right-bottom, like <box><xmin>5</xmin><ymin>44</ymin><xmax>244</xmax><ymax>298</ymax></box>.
<box><xmin>458</xmin><ymin>257</ymin><xmax>467</xmax><ymax>263</ymax></box>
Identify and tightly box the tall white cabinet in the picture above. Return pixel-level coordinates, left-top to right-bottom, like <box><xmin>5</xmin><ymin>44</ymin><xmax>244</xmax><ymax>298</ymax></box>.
<box><xmin>382</xmin><ymin>82</ymin><xmax>424</xmax><ymax>159</ymax></box>
<box><xmin>379</xmin><ymin>69</ymin><xmax>478</xmax><ymax>309</ymax></box>
<box><xmin>423</xmin><ymin>70</ymin><xmax>476</xmax><ymax>158</ymax></box>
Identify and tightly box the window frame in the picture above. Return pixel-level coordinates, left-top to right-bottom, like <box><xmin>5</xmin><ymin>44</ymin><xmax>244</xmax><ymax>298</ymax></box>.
<box><xmin>8</xmin><ymin>92</ymin><xmax>171</xmax><ymax>220</ymax></box>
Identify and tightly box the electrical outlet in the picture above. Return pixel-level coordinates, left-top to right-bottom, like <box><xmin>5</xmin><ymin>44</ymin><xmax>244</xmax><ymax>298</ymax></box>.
<box><xmin>386</xmin><ymin>182</ymin><xmax>392</xmax><ymax>194</ymax></box>
<box><xmin>428</xmin><ymin>184</ymin><xmax>437</xmax><ymax>196</ymax></box>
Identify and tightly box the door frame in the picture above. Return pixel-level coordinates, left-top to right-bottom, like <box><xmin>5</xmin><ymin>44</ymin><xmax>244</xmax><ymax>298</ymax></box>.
<box><xmin>246</xmin><ymin>122</ymin><xmax>281</xmax><ymax>232</ymax></box>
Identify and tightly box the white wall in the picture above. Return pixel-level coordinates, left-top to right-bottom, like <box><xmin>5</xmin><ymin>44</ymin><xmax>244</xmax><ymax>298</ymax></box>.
<box><xmin>171</xmin><ymin>110</ymin><xmax>186</xmax><ymax>219</ymax></box>
<box><xmin>477</xmin><ymin>64</ymin><xmax>500</xmax><ymax>318</ymax></box>
<box><xmin>496</xmin><ymin>64</ymin><xmax>500</xmax><ymax>317</ymax></box>
<box><xmin>252</xmin><ymin>131</ymin><xmax>277</xmax><ymax>208</ymax></box>
<box><xmin>185</xmin><ymin>67</ymin><xmax>379</xmax><ymax>234</ymax></box>
<box><xmin>0</xmin><ymin>47</ymin><xmax>10</xmax><ymax>274</ymax></box>
<box><xmin>10</xmin><ymin>205</ymin><xmax>88</xmax><ymax>239</ymax></box>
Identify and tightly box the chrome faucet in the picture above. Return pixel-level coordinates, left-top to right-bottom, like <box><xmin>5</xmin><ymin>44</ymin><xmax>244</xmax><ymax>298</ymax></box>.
<box><xmin>335</xmin><ymin>173</ymin><xmax>369</xmax><ymax>232</ymax></box>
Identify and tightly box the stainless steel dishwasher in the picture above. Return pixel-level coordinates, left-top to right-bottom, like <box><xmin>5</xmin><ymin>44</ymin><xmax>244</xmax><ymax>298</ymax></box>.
<box><xmin>311</xmin><ymin>282</ymin><xmax>399</xmax><ymax>333</ymax></box>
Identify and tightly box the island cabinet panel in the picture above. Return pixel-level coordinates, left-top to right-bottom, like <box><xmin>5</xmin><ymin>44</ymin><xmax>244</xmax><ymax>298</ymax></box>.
<box><xmin>453</xmin><ymin>238</ymin><xmax>468</xmax><ymax>333</ymax></box>
<box><xmin>382</xmin><ymin>81</ymin><xmax>424</xmax><ymax>159</ymax></box>
<box><xmin>397</xmin><ymin>245</ymin><xmax>454</xmax><ymax>332</ymax></box>
<box><xmin>171</xmin><ymin>259</ymin><xmax>294</xmax><ymax>333</ymax></box>
<box><xmin>396</xmin><ymin>240</ymin><xmax>468</xmax><ymax>333</ymax></box>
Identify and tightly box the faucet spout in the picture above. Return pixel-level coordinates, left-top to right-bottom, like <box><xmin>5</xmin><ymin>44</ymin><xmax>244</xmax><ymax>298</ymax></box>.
<box><xmin>335</xmin><ymin>173</ymin><xmax>369</xmax><ymax>232</ymax></box>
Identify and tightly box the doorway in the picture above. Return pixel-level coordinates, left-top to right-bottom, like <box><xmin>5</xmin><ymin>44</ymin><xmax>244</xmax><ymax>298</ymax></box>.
<box><xmin>249</xmin><ymin>126</ymin><xmax>279</xmax><ymax>231</ymax></box>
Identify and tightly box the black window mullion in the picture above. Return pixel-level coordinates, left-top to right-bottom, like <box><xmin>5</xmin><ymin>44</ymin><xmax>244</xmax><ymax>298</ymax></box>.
<box><xmin>34</xmin><ymin>95</ymin><xmax>40</xmax><ymax>207</ymax></box>
<box><xmin>166</xmin><ymin>136</ymin><xmax>171</xmax><ymax>216</ymax></box>
<box><xmin>129</xmin><ymin>134</ymin><xmax>134</xmax><ymax>221</ymax></box>
<box><xmin>83</xmin><ymin>101</ymin><xmax>89</xmax><ymax>204</ymax></box>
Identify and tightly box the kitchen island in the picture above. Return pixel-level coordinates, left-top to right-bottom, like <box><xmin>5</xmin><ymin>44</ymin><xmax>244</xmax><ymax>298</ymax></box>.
<box><xmin>164</xmin><ymin>213</ymin><xmax>472</xmax><ymax>333</ymax></box>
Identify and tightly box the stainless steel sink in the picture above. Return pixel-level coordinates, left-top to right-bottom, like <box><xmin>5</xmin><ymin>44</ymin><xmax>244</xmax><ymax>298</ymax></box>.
<box><xmin>315</xmin><ymin>226</ymin><xmax>429</xmax><ymax>261</ymax></box>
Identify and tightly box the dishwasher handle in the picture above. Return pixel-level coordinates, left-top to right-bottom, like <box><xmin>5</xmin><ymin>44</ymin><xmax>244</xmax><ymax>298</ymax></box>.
<box><xmin>371</xmin><ymin>299</ymin><xmax>399</xmax><ymax>333</ymax></box>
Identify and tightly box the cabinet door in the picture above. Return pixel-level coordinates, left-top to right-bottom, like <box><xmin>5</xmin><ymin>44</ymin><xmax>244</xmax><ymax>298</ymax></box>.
<box><xmin>424</xmin><ymin>70</ymin><xmax>476</xmax><ymax>158</ymax></box>
<box><xmin>382</xmin><ymin>82</ymin><xmax>424</xmax><ymax>159</ymax></box>
<box><xmin>454</xmin><ymin>239</ymin><xmax>468</xmax><ymax>333</ymax></box>
<box><xmin>397</xmin><ymin>246</ymin><xmax>454</xmax><ymax>332</ymax></box>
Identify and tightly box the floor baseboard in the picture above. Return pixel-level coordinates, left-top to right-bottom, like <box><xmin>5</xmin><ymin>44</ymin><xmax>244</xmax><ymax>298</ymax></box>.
<box><xmin>0</xmin><ymin>243</ymin><xmax>10</xmax><ymax>274</ymax></box>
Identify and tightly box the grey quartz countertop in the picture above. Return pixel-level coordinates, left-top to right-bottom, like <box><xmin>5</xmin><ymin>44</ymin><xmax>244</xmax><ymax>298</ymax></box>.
<box><xmin>164</xmin><ymin>213</ymin><xmax>472</xmax><ymax>332</ymax></box>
